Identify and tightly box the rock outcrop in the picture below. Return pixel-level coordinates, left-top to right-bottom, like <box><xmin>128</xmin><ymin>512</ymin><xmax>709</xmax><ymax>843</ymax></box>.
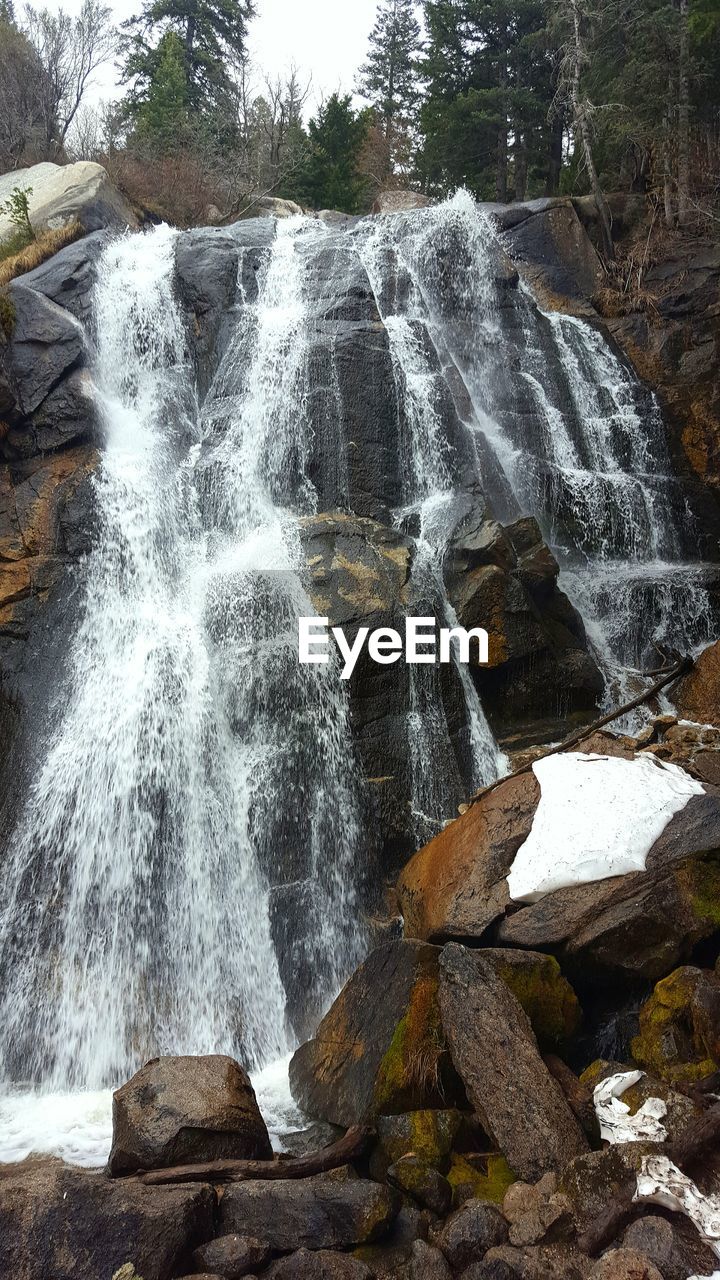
<box><xmin>0</xmin><ymin>161</ymin><xmax>136</xmax><ymax>244</ymax></box>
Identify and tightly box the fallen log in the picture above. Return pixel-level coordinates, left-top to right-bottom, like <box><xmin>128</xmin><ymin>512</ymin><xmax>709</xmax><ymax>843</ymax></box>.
<box><xmin>577</xmin><ymin>1101</ymin><xmax>720</xmax><ymax>1256</ymax></box>
<box><xmin>139</xmin><ymin>1124</ymin><xmax>373</xmax><ymax>1186</ymax></box>
<box><xmin>467</xmin><ymin>653</ymin><xmax>694</xmax><ymax>810</ymax></box>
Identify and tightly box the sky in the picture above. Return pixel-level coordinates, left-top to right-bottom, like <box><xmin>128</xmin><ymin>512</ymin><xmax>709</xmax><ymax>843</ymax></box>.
<box><xmin>47</xmin><ymin>0</ymin><xmax>383</xmax><ymax>114</ymax></box>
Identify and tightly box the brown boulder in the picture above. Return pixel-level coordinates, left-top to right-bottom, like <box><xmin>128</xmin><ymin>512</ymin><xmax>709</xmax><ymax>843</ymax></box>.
<box><xmin>0</xmin><ymin>1157</ymin><xmax>214</xmax><ymax>1280</ymax></box>
<box><xmin>434</xmin><ymin>1198</ymin><xmax>509</xmax><ymax>1270</ymax></box>
<box><xmin>397</xmin><ymin>771</ymin><xmax>539</xmax><ymax>942</ymax></box>
<box><xmin>289</xmin><ymin>940</ymin><xmax>464</xmax><ymax>1126</ymax></box>
<box><xmin>588</xmin><ymin>1249</ymin><xmax>663</xmax><ymax>1280</ymax></box>
<box><xmin>264</xmin><ymin>1251</ymin><xmax>373</xmax><ymax>1279</ymax></box>
<box><xmin>191</xmin><ymin>1233</ymin><xmax>271</xmax><ymax>1277</ymax></box>
<box><xmin>439</xmin><ymin>945</ymin><xmax>589</xmax><ymax>1181</ymax></box>
<box><xmin>217</xmin><ymin>1177</ymin><xmax>400</xmax><ymax>1252</ymax></box>
<box><xmin>630</xmin><ymin>965</ymin><xmax>720</xmax><ymax>1083</ymax></box>
<box><xmin>108</xmin><ymin>1055</ymin><xmax>272</xmax><ymax>1175</ymax></box>
<box><xmin>675</xmin><ymin>640</ymin><xmax>720</xmax><ymax>727</ymax></box>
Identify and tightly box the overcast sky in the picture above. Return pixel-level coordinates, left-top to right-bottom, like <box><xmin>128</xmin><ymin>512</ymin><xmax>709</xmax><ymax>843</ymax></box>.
<box><xmin>45</xmin><ymin>0</ymin><xmax>383</xmax><ymax>114</ymax></box>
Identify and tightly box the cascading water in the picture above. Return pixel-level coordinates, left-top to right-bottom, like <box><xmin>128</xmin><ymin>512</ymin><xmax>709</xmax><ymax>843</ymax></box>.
<box><xmin>0</xmin><ymin>218</ymin><xmax>366</xmax><ymax>1162</ymax></box>
<box><xmin>357</xmin><ymin>226</ymin><xmax>508</xmax><ymax>843</ymax></box>
<box><xmin>365</xmin><ymin>191</ymin><xmax>717</xmax><ymax>725</ymax></box>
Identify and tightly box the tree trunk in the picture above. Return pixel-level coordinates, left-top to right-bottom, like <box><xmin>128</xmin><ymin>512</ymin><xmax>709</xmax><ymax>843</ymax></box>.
<box><xmin>514</xmin><ymin>130</ymin><xmax>528</xmax><ymax>201</ymax></box>
<box><xmin>677</xmin><ymin>0</ymin><xmax>690</xmax><ymax>226</ymax></box>
<box><xmin>569</xmin><ymin>0</ymin><xmax>614</xmax><ymax>259</ymax></box>
<box><xmin>547</xmin><ymin>113</ymin><xmax>564</xmax><ymax>195</ymax></box>
<box><xmin>663</xmin><ymin>75</ymin><xmax>675</xmax><ymax>227</ymax></box>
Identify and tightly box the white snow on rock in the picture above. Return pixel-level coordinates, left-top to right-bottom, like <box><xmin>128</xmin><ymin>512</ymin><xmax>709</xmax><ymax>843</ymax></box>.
<box><xmin>635</xmin><ymin>1154</ymin><xmax>720</xmax><ymax>1266</ymax></box>
<box><xmin>507</xmin><ymin>751</ymin><xmax>704</xmax><ymax>903</ymax></box>
<box><xmin>593</xmin><ymin>1070</ymin><xmax>667</xmax><ymax>1143</ymax></box>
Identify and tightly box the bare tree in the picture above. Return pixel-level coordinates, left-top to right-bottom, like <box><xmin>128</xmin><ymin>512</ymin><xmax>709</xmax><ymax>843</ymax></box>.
<box><xmin>24</xmin><ymin>0</ymin><xmax>118</xmax><ymax>156</ymax></box>
<box><xmin>0</xmin><ymin>18</ymin><xmax>49</xmax><ymax>168</ymax></box>
<box><xmin>677</xmin><ymin>0</ymin><xmax>690</xmax><ymax>225</ymax></box>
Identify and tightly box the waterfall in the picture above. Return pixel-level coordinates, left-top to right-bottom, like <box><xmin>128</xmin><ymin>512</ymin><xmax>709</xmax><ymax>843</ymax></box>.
<box><xmin>0</xmin><ymin>219</ymin><xmax>365</xmax><ymax>1120</ymax></box>
<box><xmin>357</xmin><ymin>224</ymin><xmax>508</xmax><ymax>844</ymax></box>
<box><xmin>368</xmin><ymin>191</ymin><xmax>716</xmax><ymax>724</ymax></box>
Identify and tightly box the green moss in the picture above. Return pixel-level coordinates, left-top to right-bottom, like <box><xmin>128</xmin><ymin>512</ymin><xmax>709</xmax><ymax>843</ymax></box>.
<box><xmin>372</xmin><ymin>974</ymin><xmax>446</xmax><ymax>1113</ymax></box>
<box><xmin>446</xmin><ymin>1152</ymin><xmax>516</xmax><ymax>1207</ymax></box>
<box><xmin>687</xmin><ymin>857</ymin><xmax>720</xmax><ymax>926</ymax></box>
<box><xmin>631</xmin><ymin>965</ymin><xmax>718</xmax><ymax>1083</ymax></box>
<box><xmin>0</xmin><ymin>290</ymin><xmax>15</xmax><ymax>340</ymax></box>
<box><xmin>493</xmin><ymin>954</ymin><xmax>581</xmax><ymax>1047</ymax></box>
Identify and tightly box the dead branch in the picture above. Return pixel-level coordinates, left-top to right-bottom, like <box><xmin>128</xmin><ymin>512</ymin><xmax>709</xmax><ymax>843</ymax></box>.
<box><xmin>138</xmin><ymin>1124</ymin><xmax>373</xmax><ymax>1186</ymax></box>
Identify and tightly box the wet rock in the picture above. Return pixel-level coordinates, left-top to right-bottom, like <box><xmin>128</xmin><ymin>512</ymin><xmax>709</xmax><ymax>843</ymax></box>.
<box><xmin>397</xmin><ymin>771</ymin><xmax>539</xmax><ymax>942</ymax></box>
<box><xmin>372</xmin><ymin>1109</ymin><xmax>462</xmax><ymax>1176</ymax></box>
<box><xmin>434</xmin><ymin>1198</ymin><xmax>509</xmax><ymax>1270</ymax></box>
<box><xmin>0</xmin><ymin>1157</ymin><xmax>214</xmax><ymax>1280</ymax></box>
<box><xmin>354</xmin><ymin>1202</ymin><xmax>429</xmax><ymax>1276</ymax></box>
<box><xmin>12</xmin><ymin>229</ymin><xmax>108</xmax><ymax>325</ymax></box>
<box><xmin>497</xmin><ymin>198</ymin><xmax>605</xmax><ymax>312</ymax></box>
<box><xmin>675</xmin><ymin>640</ymin><xmax>720</xmax><ymax>727</ymax></box>
<box><xmin>218</xmin><ymin>1178</ymin><xmax>400</xmax><ymax>1252</ymax></box>
<box><xmin>630</xmin><ymin>965</ymin><xmax>720</xmax><ymax>1084</ymax></box>
<box><xmin>387</xmin><ymin>1154</ymin><xmax>452</xmax><ymax>1215</ymax></box>
<box><xmin>108</xmin><ymin>1054</ymin><xmax>272</xmax><ymax>1175</ymax></box>
<box><xmin>4</xmin><ymin>367</ymin><xmax>98</xmax><ymax>457</ymax></box>
<box><xmin>5</xmin><ymin>283</ymin><xmax>85</xmax><ymax>416</ymax></box>
<box><xmin>406</xmin><ymin>1239</ymin><xmax>452</xmax><ymax>1279</ymax></box>
<box><xmin>587</xmin><ymin>1249</ymin><xmax>664</xmax><ymax>1280</ymax></box>
<box><xmin>191</xmin><ymin>1234</ymin><xmax>271</xmax><ymax>1278</ymax></box>
<box><xmin>289</xmin><ymin>940</ymin><xmax>464</xmax><ymax>1126</ymax></box>
<box><xmin>439</xmin><ymin>945</ymin><xmax>589</xmax><ymax>1180</ymax></box>
<box><xmin>264</xmin><ymin>1251</ymin><xmax>374</xmax><ymax>1279</ymax></box>
<box><xmin>559</xmin><ymin>1143</ymin><xmax>653</xmax><ymax>1238</ymax></box>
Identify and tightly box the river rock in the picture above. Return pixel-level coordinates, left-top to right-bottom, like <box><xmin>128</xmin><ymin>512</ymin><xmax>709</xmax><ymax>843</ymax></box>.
<box><xmin>264</xmin><ymin>1251</ymin><xmax>373</xmax><ymax>1279</ymax></box>
<box><xmin>191</xmin><ymin>1234</ymin><xmax>271</xmax><ymax>1277</ymax></box>
<box><xmin>108</xmin><ymin>1054</ymin><xmax>272</xmax><ymax>1175</ymax></box>
<box><xmin>388</xmin><ymin>1154</ymin><xmax>453</xmax><ymax>1215</ymax></box>
<box><xmin>434</xmin><ymin>1198</ymin><xmax>509</xmax><ymax>1269</ymax></box>
<box><xmin>0</xmin><ymin>161</ymin><xmax>136</xmax><ymax>244</ymax></box>
<box><xmin>587</xmin><ymin>1250</ymin><xmax>664</xmax><ymax>1280</ymax></box>
<box><xmin>481</xmin><ymin>1243</ymin><xmax>593</xmax><ymax>1278</ymax></box>
<box><xmin>289</xmin><ymin>940</ymin><xmax>464</xmax><ymax>1126</ymax></box>
<box><xmin>438</xmin><ymin>944</ymin><xmax>589</xmax><ymax>1181</ymax></box>
<box><xmin>621</xmin><ymin>1212</ymin><xmax>720</xmax><ymax>1280</ymax></box>
<box><xmin>217</xmin><ymin>1178</ymin><xmax>400</xmax><ymax>1251</ymax></box>
<box><xmin>0</xmin><ymin>1158</ymin><xmax>214</xmax><ymax>1280</ymax></box>
<box><xmin>630</xmin><ymin>965</ymin><xmax>720</xmax><ymax>1083</ymax></box>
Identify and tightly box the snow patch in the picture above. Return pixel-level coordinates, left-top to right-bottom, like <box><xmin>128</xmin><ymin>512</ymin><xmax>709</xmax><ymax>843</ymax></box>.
<box><xmin>635</xmin><ymin>1155</ymin><xmax>720</xmax><ymax>1266</ymax></box>
<box><xmin>593</xmin><ymin>1070</ymin><xmax>667</xmax><ymax>1143</ymax></box>
<box><xmin>507</xmin><ymin>752</ymin><xmax>704</xmax><ymax>903</ymax></box>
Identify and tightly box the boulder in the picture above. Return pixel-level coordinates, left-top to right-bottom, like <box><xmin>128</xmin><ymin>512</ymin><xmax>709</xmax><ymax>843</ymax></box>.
<box><xmin>217</xmin><ymin>1178</ymin><xmax>400</xmax><ymax>1252</ymax></box>
<box><xmin>579</xmin><ymin>1058</ymin><xmax>698</xmax><ymax>1143</ymax></box>
<box><xmin>372</xmin><ymin>1109</ymin><xmax>462</xmax><ymax>1175</ymax></box>
<box><xmin>447</xmin><ymin>1154</ymin><xmax>517</xmax><ymax>1208</ymax></box>
<box><xmin>438</xmin><ymin>945</ymin><xmax>589</xmax><ymax>1181</ymax></box>
<box><xmin>494</xmin><ymin>198</ymin><xmax>605</xmax><ymax>313</ymax></box>
<box><xmin>405</xmin><ymin>1239</ymin><xmax>452</xmax><ymax>1280</ymax></box>
<box><xmin>587</xmin><ymin>1250</ymin><xmax>664</xmax><ymax>1280</ymax></box>
<box><xmin>0</xmin><ymin>161</ymin><xmax>136</xmax><ymax>244</ymax></box>
<box><xmin>630</xmin><ymin>966</ymin><xmax>720</xmax><ymax>1084</ymax></box>
<box><xmin>480</xmin><ymin>949</ymin><xmax>581</xmax><ymax>1049</ymax></box>
<box><xmin>621</xmin><ymin>1212</ymin><xmax>720</xmax><ymax>1280</ymax></box>
<box><xmin>264</xmin><ymin>1252</ymin><xmax>373</xmax><ymax>1279</ymax></box>
<box><xmin>434</xmin><ymin>1198</ymin><xmax>509</xmax><ymax>1270</ymax></box>
<box><xmin>191</xmin><ymin>1234</ymin><xmax>271</xmax><ymax>1278</ymax></box>
<box><xmin>237</xmin><ymin>196</ymin><xmax>303</xmax><ymax>219</ymax></box>
<box><xmin>0</xmin><ymin>1157</ymin><xmax>214</xmax><ymax>1280</ymax></box>
<box><xmin>108</xmin><ymin>1055</ymin><xmax>272</xmax><ymax>1175</ymax></box>
<box><xmin>481</xmin><ymin>1243</ymin><xmax>593</xmax><ymax>1278</ymax></box>
<box><xmin>387</xmin><ymin>1155</ymin><xmax>453</xmax><ymax>1215</ymax></box>
<box><xmin>675</xmin><ymin>640</ymin><xmax>720</xmax><ymax>726</ymax></box>
<box><xmin>289</xmin><ymin>940</ymin><xmax>465</xmax><ymax>1127</ymax></box>
<box><xmin>397</xmin><ymin>771</ymin><xmax>539</xmax><ymax>942</ymax></box>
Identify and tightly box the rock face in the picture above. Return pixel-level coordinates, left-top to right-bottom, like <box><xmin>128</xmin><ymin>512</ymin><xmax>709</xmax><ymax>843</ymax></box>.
<box><xmin>108</xmin><ymin>1055</ymin><xmax>272</xmax><ymax>1175</ymax></box>
<box><xmin>630</xmin><ymin>965</ymin><xmax>720</xmax><ymax>1083</ymax></box>
<box><xmin>289</xmin><ymin>940</ymin><xmax>464</xmax><ymax>1126</ymax></box>
<box><xmin>438</xmin><ymin>944</ymin><xmax>589</xmax><ymax>1181</ymax></box>
<box><xmin>217</xmin><ymin>1178</ymin><xmax>400</xmax><ymax>1251</ymax></box>
<box><xmin>675</xmin><ymin>639</ymin><xmax>720</xmax><ymax>725</ymax></box>
<box><xmin>0</xmin><ymin>1158</ymin><xmax>214</xmax><ymax>1280</ymax></box>
<box><xmin>0</xmin><ymin>161</ymin><xmax>136</xmax><ymax>244</ymax></box>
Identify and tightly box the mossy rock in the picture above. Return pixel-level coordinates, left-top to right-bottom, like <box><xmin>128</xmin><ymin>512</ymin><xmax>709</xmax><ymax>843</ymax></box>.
<box><xmin>630</xmin><ymin>965</ymin><xmax>720</xmax><ymax>1084</ymax></box>
<box><xmin>372</xmin><ymin>973</ymin><xmax>449</xmax><ymax>1114</ymax></box>
<box><xmin>372</xmin><ymin>1108</ymin><xmax>462</xmax><ymax>1179</ymax></box>
<box><xmin>447</xmin><ymin>1152</ymin><xmax>516</xmax><ymax>1207</ymax></box>
<box><xmin>481</xmin><ymin>949</ymin><xmax>581</xmax><ymax>1048</ymax></box>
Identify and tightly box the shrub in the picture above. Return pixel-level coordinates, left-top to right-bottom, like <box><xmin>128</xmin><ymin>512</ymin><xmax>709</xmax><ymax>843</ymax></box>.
<box><xmin>0</xmin><ymin>220</ymin><xmax>83</xmax><ymax>287</ymax></box>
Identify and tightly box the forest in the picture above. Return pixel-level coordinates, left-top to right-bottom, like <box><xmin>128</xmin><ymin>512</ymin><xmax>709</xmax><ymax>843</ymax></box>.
<box><xmin>0</xmin><ymin>0</ymin><xmax>719</xmax><ymax>231</ymax></box>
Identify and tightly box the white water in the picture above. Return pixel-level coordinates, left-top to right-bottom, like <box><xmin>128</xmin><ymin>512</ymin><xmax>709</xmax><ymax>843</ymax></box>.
<box><xmin>365</xmin><ymin>190</ymin><xmax>717</xmax><ymax>727</ymax></box>
<box><xmin>357</xmin><ymin>222</ymin><xmax>508</xmax><ymax>842</ymax></box>
<box><xmin>0</xmin><ymin>220</ymin><xmax>365</xmax><ymax>1142</ymax></box>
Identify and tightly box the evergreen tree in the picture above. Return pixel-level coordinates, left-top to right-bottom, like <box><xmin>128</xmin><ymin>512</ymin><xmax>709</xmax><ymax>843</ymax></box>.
<box><xmin>299</xmin><ymin>94</ymin><xmax>370</xmax><ymax>213</ymax></box>
<box><xmin>133</xmin><ymin>30</ymin><xmax>189</xmax><ymax>150</ymax></box>
<box><xmin>121</xmin><ymin>0</ymin><xmax>254</xmax><ymax>122</ymax></box>
<box><xmin>356</xmin><ymin>0</ymin><xmax>422</xmax><ymax>175</ymax></box>
<box><xmin>0</xmin><ymin>0</ymin><xmax>16</xmax><ymax>24</ymax></box>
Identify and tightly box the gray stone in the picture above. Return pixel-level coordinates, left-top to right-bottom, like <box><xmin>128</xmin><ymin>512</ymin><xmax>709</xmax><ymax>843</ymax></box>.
<box><xmin>218</xmin><ymin>1178</ymin><xmax>400</xmax><ymax>1251</ymax></box>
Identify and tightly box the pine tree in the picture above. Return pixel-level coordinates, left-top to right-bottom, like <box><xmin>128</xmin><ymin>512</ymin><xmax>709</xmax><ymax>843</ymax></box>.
<box><xmin>299</xmin><ymin>94</ymin><xmax>370</xmax><ymax>213</ymax></box>
<box><xmin>133</xmin><ymin>30</ymin><xmax>189</xmax><ymax>150</ymax></box>
<box><xmin>0</xmin><ymin>0</ymin><xmax>16</xmax><ymax>25</ymax></box>
<box><xmin>356</xmin><ymin>0</ymin><xmax>422</xmax><ymax>175</ymax></box>
<box><xmin>121</xmin><ymin>0</ymin><xmax>254</xmax><ymax>122</ymax></box>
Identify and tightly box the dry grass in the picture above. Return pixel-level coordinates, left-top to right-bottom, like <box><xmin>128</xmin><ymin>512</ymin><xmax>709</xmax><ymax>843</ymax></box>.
<box><xmin>0</xmin><ymin>221</ymin><xmax>84</xmax><ymax>287</ymax></box>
